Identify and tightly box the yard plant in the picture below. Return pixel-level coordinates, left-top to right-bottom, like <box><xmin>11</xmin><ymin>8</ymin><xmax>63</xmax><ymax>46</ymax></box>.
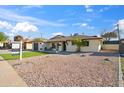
<box><xmin>73</xmin><ymin>37</ymin><xmax>88</xmax><ymax>52</ymax></box>
<box><xmin>0</xmin><ymin>32</ymin><xmax>8</xmax><ymax>42</ymax></box>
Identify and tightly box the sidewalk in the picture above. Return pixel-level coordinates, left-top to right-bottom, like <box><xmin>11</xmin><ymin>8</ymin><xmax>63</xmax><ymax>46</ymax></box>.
<box><xmin>0</xmin><ymin>57</ymin><xmax>27</xmax><ymax>87</ymax></box>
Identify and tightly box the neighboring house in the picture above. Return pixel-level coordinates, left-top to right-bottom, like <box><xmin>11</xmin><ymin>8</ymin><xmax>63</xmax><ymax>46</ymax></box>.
<box><xmin>119</xmin><ymin>39</ymin><xmax>124</xmax><ymax>54</ymax></box>
<box><xmin>34</xmin><ymin>35</ymin><xmax>103</xmax><ymax>52</ymax></box>
<box><xmin>23</xmin><ymin>39</ymin><xmax>33</xmax><ymax>50</ymax></box>
<box><xmin>102</xmin><ymin>40</ymin><xmax>119</xmax><ymax>51</ymax></box>
<box><xmin>0</xmin><ymin>40</ymin><xmax>11</xmax><ymax>49</ymax></box>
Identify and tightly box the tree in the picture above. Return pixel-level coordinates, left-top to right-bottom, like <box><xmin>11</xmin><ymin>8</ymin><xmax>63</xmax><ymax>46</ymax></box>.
<box><xmin>0</xmin><ymin>32</ymin><xmax>8</xmax><ymax>42</ymax></box>
<box><xmin>73</xmin><ymin>33</ymin><xmax>79</xmax><ymax>36</ymax></box>
<box><xmin>14</xmin><ymin>35</ymin><xmax>23</xmax><ymax>41</ymax></box>
<box><xmin>101</xmin><ymin>32</ymin><xmax>117</xmax><ymax>41</ymax></box>
<box><xmin>33</xmin><ymin>38</ymin><xmax>47</xmax><ymax>42</ymax></box>
<box><xmin>73</xmin><ymin>37</ymin><xmax>88</xmax><ymax>52</ymax></box>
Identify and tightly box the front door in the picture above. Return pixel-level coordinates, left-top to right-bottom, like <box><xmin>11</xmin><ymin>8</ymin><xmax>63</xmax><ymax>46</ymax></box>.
<box><xmin>63</xmin><ymin>42</ymin><xmax>66</xmax><ymax>51</ymax></box>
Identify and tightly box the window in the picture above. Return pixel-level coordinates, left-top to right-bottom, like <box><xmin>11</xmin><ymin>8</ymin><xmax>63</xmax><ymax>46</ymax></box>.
<box><xmin>72</xmin><ymin>41</ymin><xmax>75</xmax><ymax>45</ymax></box>
<box><xmin>71</xmin><ymin>40</ymin><xmax>89</xmax><ymax>46</ymax></box>
<box><xmin>52</xmin><ymin>43</ymin><xmax>55</xmax><ymax>48</ymax></box>
<box><xmin>82</xmin><ymin>40</ymin><xmax>89</xmax><ymax>46</ymax></box>
<box><xmin>85</xmin><ymin>41</ymin><xmax>89</xmax><ymax>46</ymax></box>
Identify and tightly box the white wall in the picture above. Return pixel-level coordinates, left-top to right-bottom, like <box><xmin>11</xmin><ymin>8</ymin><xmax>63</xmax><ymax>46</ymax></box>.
<box><xmin>0</xmin><ymin>42</ymin><xmax>3</xmax><ymax>47</ymax></box>
<box><xmin>44</xmin><ymin>42</ymin><xmax>63</xmax><ymax>51</ymax></box>
<box><xmin>66</xmin><ymin>40</ymin><xmax>102</xmax><ymax>52</ymax></box>
<box><xmin>81</xmin><ymin>40</ymin><xmax>102</xmax><ymax>52</ymax></box>
<box><xmin>32</xmin><ymin>42</ymin><xmax>44</xmax><ymax>51</ymax></box>
<box><xmin>102</xmin><ymin>44</ymin><xmax>119</xmax><ymax>50</ymax></box>
<box><xmin>66</xmin><ymin>41</ymin><xmax>78</xmax><ymax>52</ymax></box>
<box><xmin>26</xmin><ymin>43</ymin><xmax>32</xmax><ymax>50</ymax></box>
<box><xmin>58</xmin><ymin>42</ymin><xmax>63</xmax><ymax>51</ymax></box>
<box><xmin>38</xmin><ymin>42</ymin><xmax>44</xmax><ymax>51</ymax></box>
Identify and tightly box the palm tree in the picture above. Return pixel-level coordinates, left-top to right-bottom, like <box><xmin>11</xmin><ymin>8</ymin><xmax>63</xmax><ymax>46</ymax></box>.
<box><xmin>73</xmin><ymin>37</ymin><xmax>88</xmax><ymax>52</ymax></box>
<box><xmin>0</xmin><ymin>32</ymin><xmax>8</xmax><ymax>42</ymax></box>
<box><xmin>14</xmin><ymin>35</ymin><xmax>23</xmax><ymax>41</ymax></box>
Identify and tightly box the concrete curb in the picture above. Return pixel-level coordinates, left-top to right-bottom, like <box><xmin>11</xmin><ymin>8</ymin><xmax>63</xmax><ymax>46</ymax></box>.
<box><xmin>118</xmin><ymin>55</ymin><xmax>123</xmax><ymax>87</ymax></box>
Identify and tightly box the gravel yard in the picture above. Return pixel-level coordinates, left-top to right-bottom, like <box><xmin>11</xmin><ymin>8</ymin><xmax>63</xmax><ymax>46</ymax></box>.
<box><xmin>9</xmin><ymin>52</ymin><xmax>119</xmax><ymax>87</ymax></box>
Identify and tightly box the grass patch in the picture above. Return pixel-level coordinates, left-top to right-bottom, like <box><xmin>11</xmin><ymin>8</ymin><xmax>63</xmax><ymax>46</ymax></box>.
<box><xmin>0</xmin><ymin>51</ymin><xmax>47</xmax><ymax>60</ymax></box>
<box><xmin>121</xmin><ymin>57</ymin><xmax>124</xmax><ymax>76</ymax></box>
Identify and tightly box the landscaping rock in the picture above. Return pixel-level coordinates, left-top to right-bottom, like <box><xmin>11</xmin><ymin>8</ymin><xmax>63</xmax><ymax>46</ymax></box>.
<box><xmin>9</xmin><ymin>53</ymin><xmax>119</xmax><ymax>87</ymax></box>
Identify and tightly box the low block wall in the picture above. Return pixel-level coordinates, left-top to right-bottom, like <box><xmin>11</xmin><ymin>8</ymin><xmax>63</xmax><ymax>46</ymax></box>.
<box><xmin>102</xmin><ymin>44</ymin><xmax>119</xmax><ymax>50</ymax></box>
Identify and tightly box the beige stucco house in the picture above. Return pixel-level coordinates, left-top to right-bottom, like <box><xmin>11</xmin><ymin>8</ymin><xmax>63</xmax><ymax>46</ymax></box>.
<box><xmin>33</xmin><ymin>35</ymin><xmax>103</xmax><ymax>52</ymax></box>
<box><xmin>23</xmin><ymin>39</ymin><xmax>33</xmax><ymax>50</ymax></box>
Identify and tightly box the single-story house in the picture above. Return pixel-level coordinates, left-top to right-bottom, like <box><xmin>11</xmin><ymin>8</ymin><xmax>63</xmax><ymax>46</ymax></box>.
<box><xmin>33</xmin><ymin>35</ymin><xmax>103</xmax><ymax>52</ymax></box>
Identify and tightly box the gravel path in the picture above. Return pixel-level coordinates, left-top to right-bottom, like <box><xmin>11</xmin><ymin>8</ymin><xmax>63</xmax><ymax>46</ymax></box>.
<box><xmin>9</xmin><ymin>53</ymin><xmax>119</xmax><ymax>87</ymax></box>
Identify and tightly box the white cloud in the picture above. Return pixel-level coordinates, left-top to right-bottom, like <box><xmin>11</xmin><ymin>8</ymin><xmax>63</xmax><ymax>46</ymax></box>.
<box><xmin>57</xmin><ymin>19</ymin><xmax>67</xmax><ymax>22</ymax></box>
<box><xmin>86</xmin><ymin>9</ymin><xmax>93</xmax><ymax>12</ymax></box>
<box><xmin>80</xmin><ymin>23</ymin><xmax>88</xmax><ymax>27</ymax></box>
<box><xmin>22</xmin><ymin>5</ymin><xmax>43</xmax><ymax>9</ymax></box>
<box><xmin>0</xmin><ymin>21</ymin><xmax>12</xmax><ymax>30</ymax></box>
<box><xmin>72</xmin><ymin>22</ymin><xmax>94</xmax><ymax>30</ymax></box>
<box><xmin>4</xmin><ymin>32</ymin><xmax>14</xmax><ymax>37</ymax></box>
<box><xmin>72</xmin><ymin>23</ymin><xmax>81</xmax><ymax>26</ymax></box>
<box><xmin>99</xmin><ymin>6</ymin><xmax>111</xmax><ymax>12</ymax></box>
<box><xmin>52</xmin><ymin>32</ymin><xmax>64</xmax><ymax>36</ymax></box>
<box><xmin>72</xmin><ymin>23</ymin><xmax>95</xmax><ymax>29</ymax></box>
<box><xmin>12</xmin><ymin>22</ymin><xmax>38</xmax><ymax>33</ymax></box>
<box><xmin>87</xmin><ymin>26</ymin><xmax>95</xmax><ymax>29</ymax></box>
<box><xmin>84</xmin><ymin>5</ymin><xmax>93</xmax><ymax>12</ymax></box>
<box><xmin>0</xmin><ymin>20</ymin><xmax>38</xmax><ymax>35</ymax></box>
<box><xmin>86</xmin><ymin>18</ymin><xmax>92</xmax><ymax>22</ymax></box>
<box><xmin>84</xmin><ymin>5</ymin><xmax>91</xmax><ymax>9</ymax></box>
<box><xmin>0</xmin><ymin>8</ymin><xmax>66</xmax><ymax>27</ymax></box>
<box><xmin>80</xmin><ymin>23</ymin><xmax>94</xmax><ymax>29</ymax></box>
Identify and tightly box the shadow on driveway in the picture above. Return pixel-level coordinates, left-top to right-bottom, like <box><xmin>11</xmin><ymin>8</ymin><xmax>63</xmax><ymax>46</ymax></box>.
<box><xmin>89</xmin><ymin>52</ymin><xmax>119</xmax><ymax>57</ymax></box>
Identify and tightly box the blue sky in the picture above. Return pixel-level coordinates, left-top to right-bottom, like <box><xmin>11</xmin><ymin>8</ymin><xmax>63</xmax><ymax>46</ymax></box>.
<box><xmin>0</xmin><ymin>5</ymin><xmax>124</xmax><ymax>40</ymax></box>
